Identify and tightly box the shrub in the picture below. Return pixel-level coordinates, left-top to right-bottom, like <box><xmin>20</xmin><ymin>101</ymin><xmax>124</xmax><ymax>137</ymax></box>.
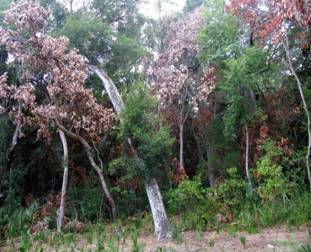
<box><xmin>254</xmin><ymin>140</ymin><xmax>287</xmax><ymax>202</ymax></box>
<box><xmin>217</xmin><ymin>167</ymin><xmax>246</xmax><ymax>210</ymax></box>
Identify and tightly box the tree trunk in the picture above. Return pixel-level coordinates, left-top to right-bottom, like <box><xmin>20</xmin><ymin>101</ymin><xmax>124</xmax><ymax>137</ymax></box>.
<box><xmin>145</xmin><ymin>178</ymin><xmax>170</xmax><ymax>240</ymax></box>
<box><xmin>91</xmin><ymin>65</ymin><xmax>170</xmax><ymax>239</ymax></box>
<box><xmin>245</xmin><ymin>126</ymin><xmax>252</xmax><ymax>191</ymax></box>
<box><xmin>56</xmin><ymin>123</ymin><xmax>117</xmax><ymax>223</ymax></box>
<box><xmin>283</xmin><ymin>36</ymin><xmax>311</xmax><ymax>191</ymax></box>
<box><xmin>208</xmin><ymin>166</ymin><xmax>215</xmax><ymax>188</ymax></box>
<box><xmin>179</xmin><ymin>123</ymin><xmax>184</xmax><ymax>172</ymax></box>
<box><xmin>7</xmin><ymin>103</ymin><xmax>22</xmax><ymax>162</ymax></box>
<box><xmin>56</xmin><ymin>130</ymin><xmax>69</xmax><ymax>232</ymax></box>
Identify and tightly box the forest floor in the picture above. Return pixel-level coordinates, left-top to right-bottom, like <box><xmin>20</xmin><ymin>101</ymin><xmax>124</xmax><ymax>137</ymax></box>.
<box><xmin>2</xmin><ymin>225</ymin><xmax>311</xmax><ymax>251</ymax></box>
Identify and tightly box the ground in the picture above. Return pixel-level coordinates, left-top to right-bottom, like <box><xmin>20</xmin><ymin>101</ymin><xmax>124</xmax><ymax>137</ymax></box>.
<box><xmin>134</xmin><ymin>226</ymin><xmax>310</xmax><ymax>252</ymax></box>
<box><xmin>2</xmin><ymin>225</ymin><xmax>311</xmax><ymax>251</ymax></box>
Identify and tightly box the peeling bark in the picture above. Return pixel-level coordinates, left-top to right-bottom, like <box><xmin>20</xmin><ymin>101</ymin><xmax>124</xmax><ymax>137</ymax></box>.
<box><xmin>91</xmin><ymin>65</ymin><xmax>171</xmax><ymax>240</ymax></box>
<box><xmin>56</xmin><ymin>130</ymin><xmax>69</xmax><ymax>232</ymax></box>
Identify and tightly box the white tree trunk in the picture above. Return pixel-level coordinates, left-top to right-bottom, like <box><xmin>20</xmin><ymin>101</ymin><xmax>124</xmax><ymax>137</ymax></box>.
<box><xmin>179</xmin><ymin>123</ymin><xmax>184</xmax><ymax>171</ymax></box>
<box><xmin>145</xmin><ymin>178</ymin><xmax>170</xmax><ymax>240</ymax></box>
<box><xmin>283</xmin><ymin>36</ymin><xmax>311</xmax><ymax>191</ymax></box>
<box><xmin>7</xmin><ymin>103</ymin><xmax>22</xmax><ymax>162</ymax></box>
<box><xmin>56</xmin><ymin>130</ymin><xmax>69</xmax><ymax>232</ymax></box>
<box><xmin>56</xmin><ymin>123</ymin><xmax>117</xmax><ymax>223</ymax></box>
<box><xmin>245</xmin><ymin>126</ymin><xmax>252</xmax><ymax>191</ymax></box>
<box><xmin>91</xmin><ymin>65</ymin><xmax>170</xmax><ymax>239</ymax></box>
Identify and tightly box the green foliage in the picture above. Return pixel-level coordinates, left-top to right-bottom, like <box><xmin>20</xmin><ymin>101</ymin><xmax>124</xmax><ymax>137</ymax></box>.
<box><xmin>106</xmin><ymin>34</ymin><xmax>145</xmax><ymax>86</ymax></box>
<box><xmin>0</xmin><ymin>0</ymin><xmax>10</xmax><ymax>22</ymax></box>
<box><xmin>255</xmin><ymin>140</ymin><xmax>287</xmax><ymax>201</ymax></box>
<box><xmin>199</xmin><ymin>0</ymin><xmax>240</xmax><ymax>64</ymax></box>
<box><xmin>196</xmin><ymin>116</ymin><xmax>239</xmax><ymax>184</ymax></box>
<box><xmin>167</xmin><ymin>177</ymin><xmax>206</xmax><ymax>213</ymax></box>
<box><xmin>108</xmin><ymin>168</ymin><xmax>148</xmax><ymax>218</ymax></box>
<box><xmin>57</xmin><ymin>14</ymin><xmax>113</xmax><ymax>64</ymax></box>
<box><xmin>220</xmin><ymin>48</ymin><xmax>273</xmax><ymax>137</ymax></box>
<box><xmin>217</xmin><ymin>168</ymin><xmax>246</xmax><ymax>210</ymax></box>
<box><xmin>0</xmin><ymin>202</ymin><xmax>38</xmax><ymax>239</ymax></box>
<box><xmin>119</xmin><ymin>83</ymin><xmax>174</xmax><ymax>180</ymax></box>
<box><xmin>67</xmin><ymin>183</ymin><xmax>109</xmax><ymax>222</ymax></box>
<box><xmin>184</xmin><ymin>0</ymin><xmax>203</xmax><ymax>13</ymax></box>
<box><xmin>239</xmin><ymin>236</ymin><xmax>246</xmax><ymax>248</ymax></box>
<box><xmin>166</xmin><ymin>177</ymin><xmax>220</xmax><ymax>230</ymax></box>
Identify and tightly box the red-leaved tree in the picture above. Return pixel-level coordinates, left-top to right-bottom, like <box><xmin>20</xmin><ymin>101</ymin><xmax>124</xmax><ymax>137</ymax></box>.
<box><xmin>151</xmin><ymin>7</ymin><xmax>216</xmax><ymax>179</ymax></box>
<box><xmin>0</xmin><ymin>1</ymin><xmax>117</xmax><ymax>229</ymax></box>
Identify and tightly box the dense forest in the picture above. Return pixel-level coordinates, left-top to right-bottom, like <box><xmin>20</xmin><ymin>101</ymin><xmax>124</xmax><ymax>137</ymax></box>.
<box><xmin>0</xmin><ymin>0</ymin><xmax>311</xmax><ymax>251</ymax></box>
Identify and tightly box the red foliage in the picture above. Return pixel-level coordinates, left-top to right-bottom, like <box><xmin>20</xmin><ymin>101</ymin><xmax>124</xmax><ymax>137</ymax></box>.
<box><xmin>227</xmin><ymin>0</ymin><xmax>311</xmax><ymax>44</ymax></box>
<box><xmin>0</xmin><ymin>2</ymin><xmax>115</xmax><ymax>142</ymax></box>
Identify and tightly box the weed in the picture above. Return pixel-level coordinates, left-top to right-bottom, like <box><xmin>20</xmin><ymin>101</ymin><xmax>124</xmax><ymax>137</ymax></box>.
<box><xmin>131</xmin><ymin>227</ymin><xmax>140</xmax><ymax>252</ymax></box>
<box><xmin>171</xmin><ymin>224</ymin><xmax>183</xmax><ymax>244</ymax></box>
<box><xmin>297</xmin><ymin>245</ymin><xmax>311</xmax><ymax>252</ymax></box>
<box><xmin>239</xmin><ymin>236</ymin><xmax>246</xmax><ymax>249</ymax></box>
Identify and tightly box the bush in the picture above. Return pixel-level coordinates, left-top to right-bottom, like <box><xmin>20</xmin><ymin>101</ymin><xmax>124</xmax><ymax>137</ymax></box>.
<box><xmin>254</xmin><ymin>140</ymin><xmax>287</xmax><ymax>202</ymax></box>
<box><xmin>166</xmin><ymin>177</ymin><xmax>220</xmax><ymax>230</ymax></box>
<box><xmin>217</xmin><ymin>167</ymin><xmax>246</xmax><ymax>210</ymax></box>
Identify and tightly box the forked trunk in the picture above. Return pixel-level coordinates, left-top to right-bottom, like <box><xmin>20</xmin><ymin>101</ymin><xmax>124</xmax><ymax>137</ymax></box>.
<box><xmin>283</xmin><ymin>36</ymin><xmax>311</xmax><ymax>191</ymax></box>
<box><xmin>91</xmin><ymin>65</ymin><xmax>170</xmax><ymax>239</ymax></box>
<box><xmin>56</xmin><ymin>130</ymin><xmax>69</xmax><ymax>232</ymax></box>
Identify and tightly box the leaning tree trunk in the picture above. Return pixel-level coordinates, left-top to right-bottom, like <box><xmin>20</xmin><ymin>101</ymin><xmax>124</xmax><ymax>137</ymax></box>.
<box><xmin>56</xmin><ymin>123</ymin><xmax>117</xmax><ymax>223</ymax></box>
<box><xmin>145</xmin><ymin>178</ymin><xmax>170</xmax><ymax>239</ymax></box>
<box><xmin>90</xmin><ymin>65</ymin><xmax>171</xmax><ymax>240</ymax></box>
<box><xmin>56</xmin><ymin>130</ymin><xmax>69</xmax><ymax>232</ymax></box>
<box><xmin>283</xmin><ymin>35</ymin><xmax>311</xmax><ymax>192</ymax></box>
<box><xmin>245</xmin><ymin>126</ymin><xmax>252</xmax><ymax>192</ymax></box>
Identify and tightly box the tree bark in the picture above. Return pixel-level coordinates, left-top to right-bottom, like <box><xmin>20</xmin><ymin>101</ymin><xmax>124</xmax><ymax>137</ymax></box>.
<box><xmin>283</xmin><ymin>35</ymin><xmax>311</xmax><ymax>191</ymax></box>
<box><xmin>91</xmin><ymin>65</ymin><xmax>171</xmax><ymax>239</ymax></box>
<box><xmin>179</xmin><ymin>122</ymin><xmax>184</xmax><ymax>172</ymax></box>
<box><xmin>56</xmin><ymin>123</ymin><xmax>117</xmax><ymax>223</ymax></box>
<box><xmin>7</xmin><ymin>103</ymin><xmax>22</xmax><ymax>162</ymax></box>
<box><xmin>145</xmin><ymin>178</ymin><xmax>170</xmax><ymax>240</ymax></box>
<box><xmin>56</xmin><ymin>130</ymin><xmax>69</xmax><ymax>232</ymax></box>
<box><xmin>245</xmin><ymin>126</ymin><xmax>252</xmax><ymax>191</ymax></box>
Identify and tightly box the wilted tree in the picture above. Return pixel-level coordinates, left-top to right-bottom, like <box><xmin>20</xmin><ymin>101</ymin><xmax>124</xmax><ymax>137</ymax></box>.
<box><xmin>0</xmin><ymin>1</ymin><xmax>116</xmax><ymax>230</ymax></box>
<box><xmin>151</xmin><ymin>7</ymin><xmax>215</xmax><ymax>178</ymax></box>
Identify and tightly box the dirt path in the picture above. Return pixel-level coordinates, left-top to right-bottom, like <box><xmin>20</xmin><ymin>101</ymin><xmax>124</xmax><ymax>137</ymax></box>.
<box><xmin>129</xmin><ymin>226</ymin><xmax>310</xmax><ymax>252</ymax></box>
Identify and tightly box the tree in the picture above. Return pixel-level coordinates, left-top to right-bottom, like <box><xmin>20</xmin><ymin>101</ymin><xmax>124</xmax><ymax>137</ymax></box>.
<box><xmin>119</xmin><ymin>83</ymin><xmax>173</xmax><ymax>239</ymax></box>
<box><xmin>91</xmin><ymin>66</ymin><xmax>172</xmax><ymax>240</ymax></box>
<box><xmin>226</xmin><ymin>0</ymin><xmax>311</xmax><ymax>191</ymax></box>
<box><xmin>0</xmin><ymin>1</ymin><xmax>117</xmax><ymax>229</ymax></box>
<box><xmin>227</xmin><ymin>0</ymin><xmax>311</xmax><ymax>44</ymax></box>
<box><xmin>151</xmin><ymin>7</ymin><xmax>215</xmax><ymax>178</ymax></box>
<box><xmin>184</xmin><ymin>0</ymin><xmax>203</xmax><ymax>13</ymax></box>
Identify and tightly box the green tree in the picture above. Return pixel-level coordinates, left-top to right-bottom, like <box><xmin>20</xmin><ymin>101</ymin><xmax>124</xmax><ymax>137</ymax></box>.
<box><xmin>119</xmin><ymin>83</ymin><xmax>174</xmax><ymax>179</ymax></box>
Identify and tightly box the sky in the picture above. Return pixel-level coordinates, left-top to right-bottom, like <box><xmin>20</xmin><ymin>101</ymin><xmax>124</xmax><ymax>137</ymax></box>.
<box><xmin>65</xmin><ymin>0</ymin><xmax>186</xmax><ymax>19</ymax></box>
<box><xmin>140</xmin><ymin>0</ymin><xmax>186</xmax><ymax>18</ymax></box>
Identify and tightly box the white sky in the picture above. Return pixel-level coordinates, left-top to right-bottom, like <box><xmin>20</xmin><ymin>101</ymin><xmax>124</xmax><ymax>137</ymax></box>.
<box><xmin>140</xmin><ymin>0</ymin><xmax>186</xmax><ymax>18</ymax></box>
<box><xmin>67</xmin><ymin>0</ymin><xmax>186</xmax><ymax>19</ymax></box>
